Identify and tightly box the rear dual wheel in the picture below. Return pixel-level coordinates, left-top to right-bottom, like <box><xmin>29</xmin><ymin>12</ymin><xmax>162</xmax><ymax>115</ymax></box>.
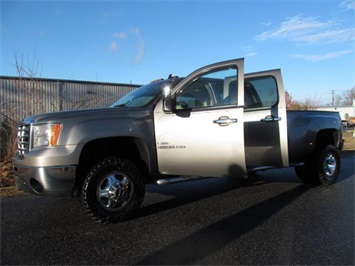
<box><xmin>295</xmin><ymin>145</ymin><xmax>340</xmax><ymax>186</ymax></box>
<box><xmin>81</xmin><ymin>157</ymin><xmax>145</xmax><ymax>223</ymax></box>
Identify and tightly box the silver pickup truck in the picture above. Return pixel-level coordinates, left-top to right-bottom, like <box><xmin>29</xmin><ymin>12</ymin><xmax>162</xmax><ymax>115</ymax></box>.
<box><xmin>13</xmin><ymin>58</ymin><xmax>343</xmax><ymax>223</ymax></box>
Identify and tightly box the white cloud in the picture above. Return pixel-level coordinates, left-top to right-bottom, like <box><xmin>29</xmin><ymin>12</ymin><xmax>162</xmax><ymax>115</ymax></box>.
<box><xmin>245</xmin><ymin>52</ymin><xmax>258</xmax><ymax>57</ymax></box>
<box><xmin>129</xmin><ymin>27</ymin><xmax>144</xmax><ymax>65</ymax></box>
<box><xmin>260</xmin><ymin>22</ymin><xmax>272</xmax><ymax>27</ymax></box>
<box><xmin>291</xmin><ymin>50</ymin><xmax>352</xmax><ymax>61</ymax></box>
<box><xmin>240</xmin><ymin>46</ymin><xmax>257</xmax><ymax>57</ymax></box>
<box><xmin>109</xmin><ymin>41</ymin><xmax>117</xmax><ymax>52</ymax></box>
<box><xmin>109</xmin><ymin>27</ymin><xmax>145</xmax><ymax>65</ymax></box>
<box><xmin>340</xmin><ymin>0</ymin><xmax>355</xmax><ymax>10</ymax></box>
<box><xmin>255</xmin><ymin>15</ymin><xmax>354</xmax><ymax>45</ymax></box>
<box><xmin>295</xmin><ymin>28</ymin><xmax>354</xmax><ymax>44</ymax></box>
<box><xmin>255</xmin><ymin>15</ymin><xmax>328</xmax><ymax>42</ymax></box>
<box><xmin>113</xmin><ymin>32</ymin><xmax>127</xmax><ymax>39</ymax></box>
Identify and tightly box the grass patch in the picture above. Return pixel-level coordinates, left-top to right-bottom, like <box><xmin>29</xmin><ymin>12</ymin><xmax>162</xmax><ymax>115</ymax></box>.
<box><xmin>343</xmin><ymin>131</ymin><xmax>355</xmax><ymax>151</ymax></box>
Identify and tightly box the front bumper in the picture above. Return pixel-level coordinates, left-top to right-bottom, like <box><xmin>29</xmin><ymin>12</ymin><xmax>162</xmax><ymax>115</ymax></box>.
<box><xmin>13</xmin><ymin>165</ymin><xmax>76</xmax><ymax>197</ymax></box>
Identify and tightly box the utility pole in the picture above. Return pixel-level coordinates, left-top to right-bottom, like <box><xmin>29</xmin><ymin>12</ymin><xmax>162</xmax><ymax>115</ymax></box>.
<box><xmin>331</xmin><ymin>90</ymin><xmax>335</xmax><ymax>106</ymax></box>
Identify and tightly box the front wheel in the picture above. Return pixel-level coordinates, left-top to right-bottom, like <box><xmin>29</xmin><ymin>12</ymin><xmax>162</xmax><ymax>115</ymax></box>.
<box><xmin>295</xmin><ymin>145</ymin><xmax>341</xmax><ymax>186</ymax></box>
<box><xmin>81</xmin><ymin>157</ymin><xmax>145</xmax><ymax>223</ymax></box>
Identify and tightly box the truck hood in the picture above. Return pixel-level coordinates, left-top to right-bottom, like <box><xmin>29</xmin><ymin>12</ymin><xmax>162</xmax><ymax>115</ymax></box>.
<box><xmin>20</xmin><ymin>106</ymin><xmax>155</xmax><ymax>146</ymax></box>
<box><xmin>21</xmin><ymin>107</ymin><xmax>148</xmax><ymax>125</ymax></box>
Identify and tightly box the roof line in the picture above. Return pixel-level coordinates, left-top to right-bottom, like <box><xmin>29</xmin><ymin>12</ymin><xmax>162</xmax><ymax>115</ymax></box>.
<box><xmin>0</xmin><ymin>75</ymin><xmax>141</xmax><ymax>88</ymax></box>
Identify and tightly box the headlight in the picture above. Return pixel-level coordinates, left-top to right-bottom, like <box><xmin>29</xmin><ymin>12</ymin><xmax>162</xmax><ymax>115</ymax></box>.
<box><xmin>33</xmin><ymin>123</ymin><xmax>62</xmax><ymax>148</ymax></box>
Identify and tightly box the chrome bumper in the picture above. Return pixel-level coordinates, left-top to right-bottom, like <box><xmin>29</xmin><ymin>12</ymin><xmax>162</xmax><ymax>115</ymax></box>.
<box><xmin>13</xmin><ymin>165</ymin><xmax>76</xmax><ymax>197</ymax></box>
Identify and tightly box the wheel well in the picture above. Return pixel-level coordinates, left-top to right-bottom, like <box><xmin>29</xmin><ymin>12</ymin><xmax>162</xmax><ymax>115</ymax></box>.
<box><xmin>315</xmin><ymin>129</ymin><xmax>338</xmax><ymax>148</ymax></box>
<box><xmin>74</xmin><ymin>137</ymin><xmax>150</xmax><ymax>195</ymax></box>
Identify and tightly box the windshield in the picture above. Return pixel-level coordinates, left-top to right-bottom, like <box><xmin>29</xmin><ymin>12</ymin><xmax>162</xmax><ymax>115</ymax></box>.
<box><xmin>110</xmin><ymin>80</ymin><xmax>175</xmax><ymax>108</ymax></box>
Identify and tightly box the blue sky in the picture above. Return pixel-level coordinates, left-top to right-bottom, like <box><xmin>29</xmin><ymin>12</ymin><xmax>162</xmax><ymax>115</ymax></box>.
<box><xmin>1</xmin><ymin>0</ymin><xmax>354</xmax><ymax>105</ymax></box>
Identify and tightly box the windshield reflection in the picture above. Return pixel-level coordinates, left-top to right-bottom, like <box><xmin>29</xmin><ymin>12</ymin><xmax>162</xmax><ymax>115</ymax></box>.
<box><xmin>110</xmin><ymin>80</ymin><xmax>175</xmax><ymax>108</ymax></box>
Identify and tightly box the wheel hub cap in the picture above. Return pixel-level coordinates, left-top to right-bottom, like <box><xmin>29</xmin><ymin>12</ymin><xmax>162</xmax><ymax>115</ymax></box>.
<box><xmin>108</xmin><ymin>183</ymin><xmax>125</xmax><ymax>200</ymax></box>
<box><xmin>97</xmin><ymin>174</ymin><xmax>131</xmax><ymax>209</ymax></box>
<box><xmin>323</xmin><ymin>153</ymin><xmax>336</xmax><ymax>177</ymax></box>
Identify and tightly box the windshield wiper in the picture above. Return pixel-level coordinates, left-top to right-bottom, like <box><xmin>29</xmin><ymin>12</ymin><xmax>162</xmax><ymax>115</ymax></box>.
<box><xmin>113</xmin><ymin>99</ymin><xmax>133</xmax><ymax>108</ymax></box>
<box><xmin>113</xmin><ymin>103</ymin><xmax>127</xmax><ymax>108</ymax></box>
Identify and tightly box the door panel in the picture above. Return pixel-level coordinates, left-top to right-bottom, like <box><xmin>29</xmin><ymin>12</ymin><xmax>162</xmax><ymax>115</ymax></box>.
<box><xmin>244</xmin><ymin>70</ymin><xmax>289</xmax><ymax>169</ymax></box>
<box><xmin>155</xmin><ymin>108</ymin><xmax>245</xmax><ymax>177</ymax></box>
<box><xmin>154</xmin><ymin>59</ymin><xmax>247</xmax><ymax>178</ymax></box>
<box><xmin>244</xmin><ymin>109</ymin><xmax>283</xmax><ymax>167</ymax></box>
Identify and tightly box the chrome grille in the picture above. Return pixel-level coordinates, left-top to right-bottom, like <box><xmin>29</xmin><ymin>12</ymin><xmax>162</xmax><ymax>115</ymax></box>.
<box><xmin>17</xmin><ymin>124</ymin><xmax>31</xmax><ymax>156</ymax></box>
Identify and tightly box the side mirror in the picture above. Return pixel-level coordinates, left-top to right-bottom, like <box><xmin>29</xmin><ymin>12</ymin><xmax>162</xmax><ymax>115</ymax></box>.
<box><xmin>162</xmin><ymin>86</ymin><xmax>173</xmax><ymax>113</ymax></box>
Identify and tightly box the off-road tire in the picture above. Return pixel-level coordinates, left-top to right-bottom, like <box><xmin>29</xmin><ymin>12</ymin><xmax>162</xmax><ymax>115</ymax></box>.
<box><xmin>295</xmin><ymin>145</ymin><xmax>340</xmax><ymax>186</ymax></box>
<box><xmin>81</xmin><ymin>157</ymin><xmax>145</xmax><ymax>223</ymax></box>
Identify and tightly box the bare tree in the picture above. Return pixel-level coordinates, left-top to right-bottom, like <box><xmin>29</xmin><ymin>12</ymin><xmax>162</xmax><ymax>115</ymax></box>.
<box><xmin>343</xmin><ymin>87</ymin><xmax>355</xmax><ymax>106</ymax></box>
<box><xmin>1</xmin><ymin>52</ymin><xmax>106</xmax><ymax>187</ymax></box>
<box><xmin>286</xmin><ymin>90</ymin><xmax>320</xmax><ymax>110</ymax></box>
<box><xmin>333</xmin><ymin>94</ymin><xmax>343</xmax><ymax>106</ymax></box>
<box><xmin>0</xmin><ymin>52</ymin><xmax>45</xmax><ymax>186</ymax></box>
<box><xmin>14</xmin><ymin>49</ymin><xmax>42</xmax><ymax>78</ymax></box>
<box><xmin>285</xmin><ymin>91</ymin><xmax>293</xmax><ymax>109</ymax></box>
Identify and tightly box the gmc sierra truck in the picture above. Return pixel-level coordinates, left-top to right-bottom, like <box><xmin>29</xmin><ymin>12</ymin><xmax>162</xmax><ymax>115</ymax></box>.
<box><xmin>13</xmin><ymin>58</ymin><xmax>343</xmax><ymax>223</ymax></box>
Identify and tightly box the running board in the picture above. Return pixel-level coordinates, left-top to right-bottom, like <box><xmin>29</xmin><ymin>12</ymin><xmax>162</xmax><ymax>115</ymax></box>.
<box><xmin>155</xmin><ymin>176</ymin><xmax>211</xmax><ymax>185</ymax></box>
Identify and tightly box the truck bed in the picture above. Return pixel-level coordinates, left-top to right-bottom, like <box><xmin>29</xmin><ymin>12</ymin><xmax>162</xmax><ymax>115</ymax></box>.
<box><xmin>287</xmin><ymin>110</ymin><xmax>342</xmax><ymax>164</ymax></box>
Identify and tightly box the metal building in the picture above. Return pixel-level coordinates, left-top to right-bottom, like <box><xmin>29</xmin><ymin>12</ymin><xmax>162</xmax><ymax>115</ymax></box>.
<box><xmin>0</xmin><ymin>76</ymin><xmax>140</xmax><ymax>124</ymax></box>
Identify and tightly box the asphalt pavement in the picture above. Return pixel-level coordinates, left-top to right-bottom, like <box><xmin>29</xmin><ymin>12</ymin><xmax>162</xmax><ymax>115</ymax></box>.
<box><xmin>1</xmin><ymin>151</ymin><xmax>354</xmax><ymax>265</ymax></box>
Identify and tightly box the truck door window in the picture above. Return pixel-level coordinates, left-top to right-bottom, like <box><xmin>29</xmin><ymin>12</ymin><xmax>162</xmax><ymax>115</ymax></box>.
<box><xmin>244</xmin><ymin>76</ymin><xmax>278</xmax><ymax>109</ymax></box>
<box><xmin>175</xmin><ymin>68</ymin><xmax>237</xmax><ymax>110</ymax></box>
<box><xmin>175</xmin><ymin>81</ymin><xmax>213</xmax><ymax>109</ymax></box>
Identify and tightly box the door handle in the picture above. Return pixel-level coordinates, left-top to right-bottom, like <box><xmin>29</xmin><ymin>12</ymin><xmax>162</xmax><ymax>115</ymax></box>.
<box><xmin>213</xmin><ymin>116</ymin><xmax>238</xmax><ymax>126</ymax></box>
<box><xmin>260</xmin><ymin>115</ymin><xmax>281</xmax><ymax>122</ymax></box>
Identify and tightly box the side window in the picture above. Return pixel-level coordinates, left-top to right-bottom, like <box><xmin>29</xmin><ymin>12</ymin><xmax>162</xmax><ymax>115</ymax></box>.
<box><xmin>175</xmin><ymin>81</ymin><xmax>213</xmax><ymax>109</ymax></box>
<box><xmin>175</xmin><ymin>68</ymin><xmax>237</xmax><ymax>110</ymax></box>
<box><xmin>223</xmin><ymin>78</ymin><xmax>237</xmax><ymax>105</ymax></box>
<box><xmin>244</xmin><ymin>76</ymin><xmax>278</xmax><ymax>109</ymax></box>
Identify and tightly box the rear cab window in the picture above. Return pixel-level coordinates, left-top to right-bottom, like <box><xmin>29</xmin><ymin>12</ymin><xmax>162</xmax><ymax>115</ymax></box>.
<box><xmin>244</xmin><ymin>76</ymin><xmax>278</xmax><ymax>110</ymax></box>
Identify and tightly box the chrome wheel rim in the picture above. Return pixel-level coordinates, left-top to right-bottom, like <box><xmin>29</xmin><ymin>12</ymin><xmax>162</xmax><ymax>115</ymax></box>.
<box><xmin>96</xmin><ymin>172</ymin><xmax>133</xmax><ymax>210</ymax></box>
<box><xmin>323</xmin><ymin>152</ymin><xmax>337</xmax><ymax>178</ymax></box>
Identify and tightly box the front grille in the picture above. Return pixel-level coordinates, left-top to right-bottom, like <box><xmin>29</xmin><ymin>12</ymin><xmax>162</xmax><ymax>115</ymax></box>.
<box><xmin>17</xmin><ymin>124</ymin><xmax>31</xmax><ymax>156</ymax></box>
